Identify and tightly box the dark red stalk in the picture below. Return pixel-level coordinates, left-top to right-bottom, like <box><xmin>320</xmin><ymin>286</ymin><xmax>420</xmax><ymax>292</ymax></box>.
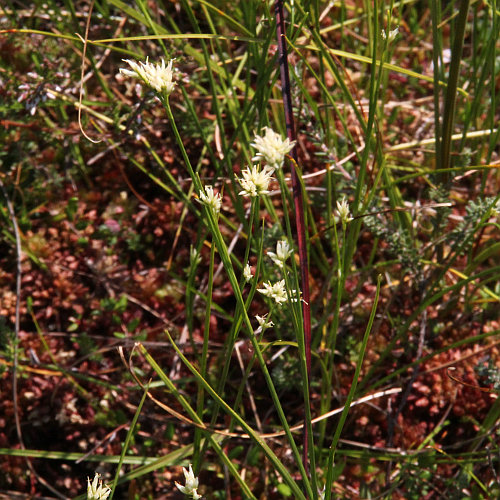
<box><xmin>274</xmin><ymin>0</ymin><xmax>312</xmax><ymax>473</ymax></box>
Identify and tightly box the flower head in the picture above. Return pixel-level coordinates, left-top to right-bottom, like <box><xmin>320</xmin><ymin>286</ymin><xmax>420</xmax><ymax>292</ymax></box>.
<box><xmin>87</xmin><ymin>473</ymin><xmax>111</xmax><ymax>500</ymax></box>
<box><xmin>381</xmin><ymin>27</ymin><xmax>399</xmax><ymax>42</ymax></box>
<box><xmin>267</xmin><ymin>239</ymin><xmax>293</xmax><ymax>269</ymax></box>
<box><xmin>258</xmin><ymin>279</ymin><xmax>288</xmax><ymax>306</ymax></box>
<box><xmin>251</xmin><ymin>127</ymin><xmax>295</xmax><ymax>170</ymax></box>
<box><xmin>238</xmin><ymin>165</ymin><xmax>274</xmax><ymax>197</ymax></box>
<box><xmin>190</xmin><ymin>245</ymin><xmax>201</xmax><ymax>267</ymax></box>
<box><xmin>243</xmin><ymin>263</ymin><xmax>253</xmax><ymax>283</ymax></box>
<box><xmin>198</xmin><ymin>186</ymin><xmax>222</xmax><ymax>214</ymax></box>
<box><xmin>175</xmin><ymin>464</ymin><xmax>202</xmax><ymax>499</ymax></box>
<box><xmin>335</xmin><ymin>196</ymin><xmax>352</xmax><ymax>225</ymax></box>
<box><xmin>255</xmin><ymin>314</ymin><xmax>274</xmax><ymax>330</ymax></box>
<box><xmin>120</xmin><ymin>58</ymin><xmax>176</xmax><ymax>96</ymax></box>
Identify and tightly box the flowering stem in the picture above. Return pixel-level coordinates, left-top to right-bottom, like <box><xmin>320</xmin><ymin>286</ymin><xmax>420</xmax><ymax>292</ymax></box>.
<box><xmin>274</xmin><ymin>0</ymin><xmax>313</xmax><ymax>477</ymax></box>
<box><xmin>193</xmin><ymin>236</ymin><xmax>216</xmax><ymax>469</ymax></box>
<box><xmin>162</xmin><ymin>97</ymin><xmax>203</xmax><ymax>195</ymax></box>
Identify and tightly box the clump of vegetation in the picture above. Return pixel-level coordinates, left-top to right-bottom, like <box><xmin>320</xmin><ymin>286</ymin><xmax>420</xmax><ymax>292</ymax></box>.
<box><xmin>0</xmin><ymin>1</ymin><xmax>499</xmax><ymax>498</ymax></box>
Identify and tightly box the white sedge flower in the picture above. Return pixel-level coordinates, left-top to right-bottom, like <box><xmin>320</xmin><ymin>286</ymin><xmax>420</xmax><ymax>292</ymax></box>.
<box><xmin>175</xmin><ymin>464</ymin><xmax>202</xmax><ymax>499</ymax></box>
<box><xmin>198</xmin><ymin>186</ymin><xmax>222</xmax><ymax>214</ymax></box>
<box><xmin>243</xmin><ymin>263</ymin><xmax>253</xmax><ymax>283</ymax></box>
<box><xmin>120</xmin><ymin>58</ymin><xmax>176</xmax><ymax>96</ymax></box>
<box><xmin>190</xmin><ymin>245</ymin><xmax>201</xmax><ymax>267</ymax></box>
<box><xmin>256</xmin><ymin>314</ymin><xmax>273</xmax><ymax>330</ymax></box>
<box><xmin>238</xmin><ymin>165</ymin><xmax>274</xmax><ymax>197</ymax></box>
<box><xmin>381</xmin><ymin>27</ymin><xmax>399</xmax><ymax>42</ymax></box>
<box><xmin>258</xmin><ymin>279</ymin><xmax>288</xmax><ymax>306</ymax></box>
<box><xmin>251</xmin><ymin>127</ymin><xmax>296</xmax><ymax>170</ymax></box>
<box><xmin>267</xmin><ymin>239</ymin><xmax>293</xmax><ymax>269</ymax></box>
<box><xmin>335</xmin><ymin>197</ymin><xmax>352</xmax><ymax>224</ymax></box>
<box><xmin>87</xmin><ymin>473</ymin><xmax>111</xmax><ymax>500</ymax></box>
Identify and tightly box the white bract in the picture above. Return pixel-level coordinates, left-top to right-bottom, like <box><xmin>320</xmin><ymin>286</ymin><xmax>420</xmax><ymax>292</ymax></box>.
<box><xmin>251</xmin><ymin>127</ymin><xmax>295</xmax><ymax>170</ymax></box>
<box><xmin>120</xmin><ymin>58</ymin><xmax>176</xmax><ymax>96</ymax></box>
<box><xmin>267</xmin><ymin>239</ymin><xmax>293</xmax><ymax>269</ymax></box>
<box><xmin>238</xmin><ymin>165</ymin><xmax>274</xmax><ymax>197</ymax></box>
<box><xmin>87</xmin><ymin>473</ymin><xmax>111</xmax><ymax>500</ymax></box>
<box><xmin>198</xmin><ymin>186</ymin><xmax>222</xmax><ymax>214</ymax></box>
<box><xmin>175</xmin><ymin>464</ymin><xmax>202</xmax><ymax>499</ymax></box>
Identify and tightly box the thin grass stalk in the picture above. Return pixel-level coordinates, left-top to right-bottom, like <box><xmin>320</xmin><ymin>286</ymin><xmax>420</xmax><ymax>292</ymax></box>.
<box><xmin>459</xmin><ymin>7</ymin><xmax>497</xmax><ymax>152</ymax></box>
<box><xmin>162</xmin><ymin>99</ymin><xmax>203</xmax><ymax>193</ymax></box>
<box><xmin>439</xmin><ymin>0</ymin><xmax>471</xmax><ymax>186</ymax></box>
<box><xmin>482</xmin><ymin>2</ymin><xmax>499</xmax><ymax>188</ymax></box>
<box><xmin>293</xmin><ymin>1</ymin><xmax>368</xmax><ymax>135</ymax></box>
<box><xmin>198</xmin><ymin>205</ymin><xmax>261</xmax><ymax>464</ymax></box>
<box><xmin>430</xmin><ymin>0</ymin><xmax>443</xmax><ymax>177</ymax></box>
<box><xmin>285</xmin><ymin>37</ymin><xmax>363</xmax><ymax>165</ymax></box>
<box><xmin>108</xmin><ymin>381</ymin><xmax>150</xmax><ymax>500</ymax></box>
<box><xmin>274</xmin><ymin>0</ymin><xmax>313</xmax><ymax>474</ymax></box>
<box><xmin>178</xmin><ymin>0</ymin><xmax>232</xmax><ymax>180</ymax></box>
<box><xmin>324</xmin><ymin>275</ymin><xmax>382</xmax><ymax>499</ymax></box>
<box><xmin>193</xmin><ymin>238</ymin><xmax>216</xmax><ymax>471</ymax></box>
<box><xmin>318</xmin><ymin>218</ymin><xmax>345</xmax><ymax>450</ymax></box>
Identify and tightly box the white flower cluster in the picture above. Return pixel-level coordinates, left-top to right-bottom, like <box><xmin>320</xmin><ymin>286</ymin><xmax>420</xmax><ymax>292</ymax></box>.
<box><xmin>238</xmin><ymin>164</ymin><xmax>274</xmax><ymax>197</ymax></box>
<box><xmin>198</xmin><ymin>186</ymin><xmax>222</xmax><ymax>214</ymax></box>
<box><xmin>251</xmin><ymin>127</ymin><xmax>295</xmax><ymax>170</ymax></box>
<box><xmin>243</xmin><ymin>263</ymin><xmax>253</xmax><ymax>282</ymax></box>
<box><xmin>237</xmin><ymin>127</ymin><xmax>295</xmax><ymax>198</ymax></box>
<box><xmin>267</xmin><ymin>239</ymin><xmax>292</xmax><ymax>269</ymax></box>
<box><xmin>87</xmin><ymin>473</ymin><xmax>111</xmax><ymax>500</ymax></box>
<box><xmin>381</xmin><ymin>27</ymin><xmax>399</xmax><ymax>42</ymax></box>
<box><xmin>335</xmin><ymin>196</ymin><xmax>352</xmax><ymax>225</ymax></box>
<box><xmin>120</xmin><ymin>58</ymin><xmax>176</xmax><ymax>96</ymax></box>
<box><xmin>255</xmin><ymin>314</ymin><xmax>273</xmax><ymax>330</ymax></box>
<box><xmin>175</xmin><ymin>464</ymin><xmax>202</xmax><ymax>499</ymax></box>
<box><xmin>257</xmin><ymin>279</ymin><xmax>297</xmax><ymax>307</ymax></box>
